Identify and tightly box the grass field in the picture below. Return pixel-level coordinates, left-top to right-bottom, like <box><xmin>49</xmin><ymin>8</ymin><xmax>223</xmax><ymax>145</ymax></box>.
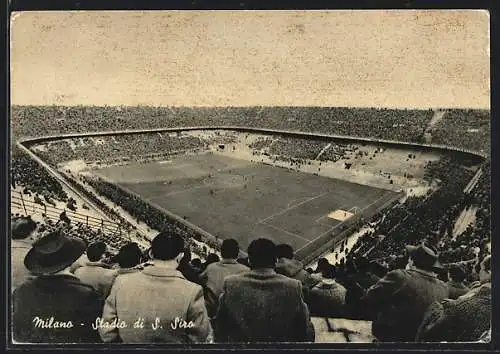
<box><xmin>93</xmin><ymin>153</ymin><xmax>399</xmax><ymax>252</ymax></box>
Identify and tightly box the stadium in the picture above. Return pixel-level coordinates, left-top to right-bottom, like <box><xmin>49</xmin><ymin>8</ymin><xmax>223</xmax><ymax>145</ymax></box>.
<box><xmin>9</xmin><ymin>9</ymin><xmax>491</xmax><ymax>345</ymax></box>
<box><xmin>10</xmin><ymin>105</ymin><xmax>491</xmax><ymax>343</ymax></box>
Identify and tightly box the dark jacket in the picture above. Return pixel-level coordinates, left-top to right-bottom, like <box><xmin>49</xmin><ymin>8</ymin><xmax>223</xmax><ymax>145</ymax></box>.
<box><xmin>276</xmin><ymin>258</ymin><xmax>321</xmax><ymax>289</ymax></box>
<box><xmin>11</xmin><ymin>239</ymin><xmax>34</xmax><ymax>293</ymax></box>
<box><xmin>446</xmin><ymin>280</ymin><xmax>470</xmax><ymax>300</ymax></box>
<box><xmin>416</xmin><ymin>283</ymin><xmax>491</xmax><ymax>342</ymax></box>
<box><xmin>363</xmin><ymin>267</ymin><xmax>449</xmax><ymax>342</ymax></box>
<box><xmin>12</xmin><ymin>274</ymin><xmax>102</xmax><ymax>343</ymax></box>
<box><xmin>177</xmin><ymin>260</ymin><xmax>201</xmax><ymax>285</ymax></box>
<box><xmin>215</xmin><ymin>268</ymin><xmax>315</xmax><ymax>343</ymax></box>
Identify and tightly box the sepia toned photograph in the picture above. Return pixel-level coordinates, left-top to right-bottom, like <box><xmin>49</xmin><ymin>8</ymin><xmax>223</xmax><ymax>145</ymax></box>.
<box><xmin>9</xmin><ymin>10</ymin><xmax>491</xmax><ymax>345</ymax></box>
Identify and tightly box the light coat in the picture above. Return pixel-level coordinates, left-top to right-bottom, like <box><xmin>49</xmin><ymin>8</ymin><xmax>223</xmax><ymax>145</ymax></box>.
<box><xmin>99</xmin><ymin>265</ymin><xmax>212</xmax><ymax>343</ymax></box>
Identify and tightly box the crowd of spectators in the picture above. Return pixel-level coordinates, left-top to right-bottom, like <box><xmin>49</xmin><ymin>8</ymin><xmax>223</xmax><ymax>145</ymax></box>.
<box><xmin>13</xmin><ymin>105</ymin><xmax>488</xmax><ymax>152</ymax></box>
<box><xmin>32</xmin><ymin>134</ymin><xmax>209</xmax><ymax>166</ymax></box>
<box><xmin>248</xmin><ymin>136</ymin><xmax>356</xmax><ymax>165</ymax></box>
<box><xmin>10</xmin><ymin>105</ymin><xmax>491</xmax><ymax>343</ymax></box>
<box><xmin>429</xmin><ymin>109</ymin><xmax>490</xmax><ymax>153</ymax></box>
<box><xmin>11</xmin><ymin>148</ymin><xmax>68</xmax><ymax>202</ymax></box>
<box><xmin>12</xmin><ymin>222</ymin><xmax>491</xmax><ymax>343</ymax></box>
<box><xmin>336</xmin><ymin>157</ymin><xmax>489</xmax><ymax>296</ymax></box>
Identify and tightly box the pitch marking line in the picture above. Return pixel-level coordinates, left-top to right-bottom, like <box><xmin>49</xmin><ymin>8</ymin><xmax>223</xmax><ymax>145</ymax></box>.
<box><xmin>258</xmin><ymin>192</ymin><xmax>329</xmax><ymax>224</ymax></box>
<box><xmin>260</xmin><ymin>222</ymin><xmax>310</xmax><ymax>242</ymax></box>
<box><xmin>295</xmin><ymin>192</ymin><xmax>392</xmax><ymax>254</ymax></box>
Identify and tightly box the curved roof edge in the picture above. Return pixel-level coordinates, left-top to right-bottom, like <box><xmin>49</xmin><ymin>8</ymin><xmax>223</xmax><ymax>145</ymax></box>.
<box><xmin>17</xmin><ymin>126</ymin><xmax>489</xmax><ymax>161</ymax></box>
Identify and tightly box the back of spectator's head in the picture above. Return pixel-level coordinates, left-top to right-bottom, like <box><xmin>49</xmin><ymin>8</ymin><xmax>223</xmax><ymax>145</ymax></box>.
<box><xmin>448</xmin><ymin>264</ymin><xmax>467</xmax><ymax>282</ymax></box>
<box><xmin>276</xmin><ymin>244</ymin><xmax>294</xmax><ymax>259</ymax></box>
<box><xmin>316</xmin><ymin>257</ymin><xmax>334</xmax><ymax>277</ymax></box>
<box><xmin>116</xmin><ymin>242</ymin><xmax>142</xmax><ymax>268</ymax></box>
<box><xmin>221</xmin><ymin>239</ymin><xmax>240</xmax><ymax>259</ymax></box>
<box><xmin>181</xmin><ymin>248</ymin><xmax>192</xmax><ymax>263</ymax></box>
<box><xmin>87</xmin><ymin>241</ymin><xmax>107</xmax><ymax>262</ymax></box>
<box><xmin>191</xmin><ymin>258</ymin><xmax>202</xmax><ymax>269</ymax></box>
<box><xmin>11</xmin><ymin>216</ymin><xmax>37</xmax><ymax>240</ymax></box>
<box><xmin>205</xmin><ymin>253</ymin><xmax>220</xmax><ymax>265</ymax></box>
<box><xmin>248</xmin><ymin>238</ymin><xmax>277</xmax><ymax>269</ymax></box>
<box><xmin>151</xmin><ymin>231</ymin><xmax>185</xmax><ymax>261</ymax></box>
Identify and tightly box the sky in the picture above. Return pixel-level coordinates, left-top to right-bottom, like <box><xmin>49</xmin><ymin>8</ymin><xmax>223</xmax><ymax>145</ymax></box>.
<box><xmin>10</xmin><ymin>10</ymin><xmax>490</xmax><ymax>109</ymax></box>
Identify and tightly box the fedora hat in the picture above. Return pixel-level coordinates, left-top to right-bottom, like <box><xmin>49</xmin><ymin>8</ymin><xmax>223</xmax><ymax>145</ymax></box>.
<box><xmin>405</xmin><ymin>241</ymin><xmax>443</xmax><ymax>270</ymax></box>
<box><xmin>24</xmin><ymin>230</ymin><xmax>86</xmax><ymax>275</ymax></box>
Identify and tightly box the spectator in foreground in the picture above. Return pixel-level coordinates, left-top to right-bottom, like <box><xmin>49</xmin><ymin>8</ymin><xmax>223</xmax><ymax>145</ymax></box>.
<box><xmin>13</xmin><ymin>231</ymin><xmax>102</xmax><ymax>343</ymax></box>
<box><xmin>314</xmin><ymin>258</ymin><xmax>336</xmax><ymax>278</ymax></box>
<box><xmin>99</xmin><ymin>231</ymin><xmax>212</xmax><ymax>343</ymax></box>
<box><xmin>275</xmin><ymin>244</ymin><xmax>321</xmax><ymax>289</ymax></box>
<box><xmin>11</xmin><ymin>216</ymin><xmax>38</xmax><ymax>292</ymax></box>
<box><xmin>191</xmin><ymin>258</ymin><xmax>203</xmax><ymax>273</ymax></box>
<box><xmin>362</xmin><ymin>241</ymin><xmax>449</xmax><ymax>342</ymax></box>
<box><xmin>416</xmin><ymin>255</ymin><xmax>491</xmax><ymax>342</ymax></box>
<box><xmin>74</xmin><ymin>241</ymin><xmax>119</xmax><ymax>300</ymax></box>
<box><xmin>200</xmin><ymin>239</ymin><xmax>249</xmax><ymax>318</ymax></box>
<box><xmin>446</xmin><ymin>264</ymin><xmax>470</xmax><ymax>300</ymax></box>
<box><xmin>113</xmin><ymin>242</ymin><xmax>143</xmax><ymax>275</ymax></box>
<box><xmin>307</xmin><ymin>264</ymin><xmax>347</xmax><ymax>318</ymax></box>
<box><xmin>215</xmin><ymin>238</ymin><xmax>314</xmax><ymax>343</ymax></box>
<box><xmin>202</xmin><ymin>253</ymin><xmax>220</xmax><ymax>271</ymax></box>
<box><xmin>177</xmin><ymin>247</ymin><xmax>201</xmax><ymax>284</ymax></box>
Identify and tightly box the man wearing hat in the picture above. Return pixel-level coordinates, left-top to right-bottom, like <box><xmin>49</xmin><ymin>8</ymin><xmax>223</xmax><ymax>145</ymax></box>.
<box><xmin>12</xmin><ymin>231</ymin><xmax>103</xmax><ymax>343</ymax></box>
<box><xmin>99</xmin><ymin>231</ymin><xmax>212</xmax><ymax>343</ymax></box>
<box><xmin>362</xmin><ymin>241</ymin><xmax>449</xmax><ymax>342</ymax></box>
<box><xmin>11</xmin><ymin>216</ymin><xmax>38</xmax><ymax>292</ymax></box>
<box><xmin>416</xmin><ymin>254</ymin><xmax>491</xmax><ymax>342</ymax></box>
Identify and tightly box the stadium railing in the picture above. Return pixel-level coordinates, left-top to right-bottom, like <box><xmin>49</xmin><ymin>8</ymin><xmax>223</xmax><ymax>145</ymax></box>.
<box><xmin>10</xmin><ymin>189</ymin><xmax>127</xmax><ymax>238</ymax></box>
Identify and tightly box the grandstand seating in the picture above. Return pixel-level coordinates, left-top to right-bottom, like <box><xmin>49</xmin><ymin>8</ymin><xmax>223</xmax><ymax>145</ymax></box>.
<box><xmin>9</xmin><ymin>106</ymin><xmax>491</xmax><ymax>344</ymax></box>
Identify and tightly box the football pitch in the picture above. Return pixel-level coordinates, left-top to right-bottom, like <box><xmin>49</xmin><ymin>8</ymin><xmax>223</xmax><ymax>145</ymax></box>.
<box><xmin>93</xmin><ymin>153</ymin><xmax>400</xmax><ymax>252</ymax></box>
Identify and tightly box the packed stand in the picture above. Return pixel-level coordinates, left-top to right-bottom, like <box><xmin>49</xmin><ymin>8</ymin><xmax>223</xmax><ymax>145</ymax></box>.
<box><xmin>429</xmin><ymin>109</ymin><xmax>490</xmax><ymax>153</ymax></box>
<box><xmin>13</xmin><ymin>105</ymin><xmax>435</xmax><ymax>147</ymax></box>
<box><xmin>11</xmin><ymin>148</ymin><xmax>68</xmax><ymax>202</ymax></box>
<box><xmin>349</xmin><ymin>156</ymin><xmax>477</xmax><ymax>263</ymax></box>
<box><xmin>31</xmin><ymin>134</ymin><xmax>209</xmax><ymax>166</ymax></box>
<box><xmin>12</xmin><ymin>221</ymin><xmax>491</xmax><ymax>343</ymax></box>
